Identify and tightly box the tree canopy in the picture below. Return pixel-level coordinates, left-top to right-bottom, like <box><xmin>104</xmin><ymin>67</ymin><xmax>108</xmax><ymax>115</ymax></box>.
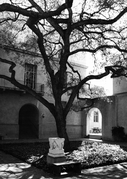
<box><xmin>0</xmin><ymin>0</ymin><xmax>127</xmax><ymax>142</ymax></box>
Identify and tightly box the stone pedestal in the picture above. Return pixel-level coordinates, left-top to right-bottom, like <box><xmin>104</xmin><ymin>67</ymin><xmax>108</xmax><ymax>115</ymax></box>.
<box><xmin>47</xmin><ymin>137</ymin><xmax>66</xmax><ymax>164</ymax></box>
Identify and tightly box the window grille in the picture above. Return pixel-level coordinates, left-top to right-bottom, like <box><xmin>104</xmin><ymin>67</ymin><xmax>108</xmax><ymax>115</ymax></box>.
<box><xmin>24</xmin><ymin>63</ymin><xmax>37</xmax><ymax>89</ymax></box>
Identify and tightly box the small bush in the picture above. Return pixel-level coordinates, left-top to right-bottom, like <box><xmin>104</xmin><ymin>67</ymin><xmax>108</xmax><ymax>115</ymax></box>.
<box><xmin>112</xmin><ymin>126</ymin><xmax>125</xmax><ymax>141</ymax></box>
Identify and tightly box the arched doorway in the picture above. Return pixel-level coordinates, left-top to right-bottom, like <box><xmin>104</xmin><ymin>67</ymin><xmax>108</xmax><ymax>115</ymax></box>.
<box><xmin>19</xmin><ymin>104</ymin><xmax>39</xmax><ymax>139</ymax></box>
<box><xmin>86</xmin><ymin>108</ymin><xmax>102</xmax><ymax>139</ymax></box>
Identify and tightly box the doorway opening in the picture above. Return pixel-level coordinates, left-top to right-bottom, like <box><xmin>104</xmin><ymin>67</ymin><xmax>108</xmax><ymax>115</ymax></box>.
<box><xmin>86</xmin><ymin>108</ymin><xmax>102</xmax><ymax>139</ymax></box>
<box><xmin>19</xmin><ymin>104</ymin><xmax>39</xmax><ymax>139</ymax></box>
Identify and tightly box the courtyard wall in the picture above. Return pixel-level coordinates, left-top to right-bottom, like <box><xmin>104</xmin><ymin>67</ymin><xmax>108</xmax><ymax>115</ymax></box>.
<box><xmin>82</xmin><ymin>96</ymin><xmax>116</xmax><ymax>141</ymax></box>
<box><xmin>116</xmin><ymin>93</ymin><xmax>127</xmax><ymax>134</ymax></box>
<box><xmin>0</xmin><ymin>90</ymin><xmax>83</xmax><ymax>140</ymax></box>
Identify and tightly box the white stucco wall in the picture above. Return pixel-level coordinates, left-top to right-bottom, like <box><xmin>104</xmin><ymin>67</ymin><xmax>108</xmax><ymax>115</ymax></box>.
<box><xmin>117</xmin><ymin>93</ymin><xmax>127</xmax><ymax>134</ymax></box>
<box><xmin>113</xmin><ymin>77</ymin><xmax>127</xmax><ymax>94</ymax></box>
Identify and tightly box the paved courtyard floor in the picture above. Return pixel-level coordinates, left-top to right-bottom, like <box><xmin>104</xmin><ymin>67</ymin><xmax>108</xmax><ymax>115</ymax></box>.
<box><xmin>0</xmin><ymin>150</ymin><xmax>127</xmax><ymax>179</ymax></box>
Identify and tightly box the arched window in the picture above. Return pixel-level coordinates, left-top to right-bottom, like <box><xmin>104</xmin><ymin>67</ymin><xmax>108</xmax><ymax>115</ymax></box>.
<box><xmin>94</xmin><ymin>111</ymin><xmax>99</xmax><ymax>122</ymax></box>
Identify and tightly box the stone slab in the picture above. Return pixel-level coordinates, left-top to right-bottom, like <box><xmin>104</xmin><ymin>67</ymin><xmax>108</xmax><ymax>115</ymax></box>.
<box><xmin>47</xmin><ymin>155</ymin><xmax>66</xmax><ymax>164</ymax></box>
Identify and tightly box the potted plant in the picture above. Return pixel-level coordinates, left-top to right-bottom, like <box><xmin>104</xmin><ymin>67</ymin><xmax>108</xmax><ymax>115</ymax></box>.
<box><xmin>112</xmin><ymin>126</ymin><xmax>125</xmax><ymax>141</ymax></box>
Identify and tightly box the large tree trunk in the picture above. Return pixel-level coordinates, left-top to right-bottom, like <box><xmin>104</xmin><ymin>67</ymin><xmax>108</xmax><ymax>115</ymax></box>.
<box><xmin>54</xmin><ymin>106</ymin><xmax>70</xmax><ymax>149</ymax></box>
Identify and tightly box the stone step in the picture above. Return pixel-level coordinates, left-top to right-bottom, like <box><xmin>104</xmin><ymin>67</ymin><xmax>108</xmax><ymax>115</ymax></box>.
<box><xmin>89</xmin><ymin>134</ymin><xmax>102</xmax><ymax>140</ymax></box>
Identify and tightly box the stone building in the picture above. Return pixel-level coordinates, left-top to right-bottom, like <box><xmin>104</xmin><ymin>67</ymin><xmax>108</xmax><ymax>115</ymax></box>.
<box><xmin>1</xmin><ymin>44</ymin><xmax>126</xmax><ymax>142</ymax></box>
<box><xmin>0</xmin><ymin>45</ymin><xmax>87</xmax><ymax>140</ymax></box>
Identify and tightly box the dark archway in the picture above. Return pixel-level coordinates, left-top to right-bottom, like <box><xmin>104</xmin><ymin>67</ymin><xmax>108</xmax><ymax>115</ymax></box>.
<box><xmin>19</xmin><ymin>104</ymin><xmax>39</xmax><ymax>139</ymax></box>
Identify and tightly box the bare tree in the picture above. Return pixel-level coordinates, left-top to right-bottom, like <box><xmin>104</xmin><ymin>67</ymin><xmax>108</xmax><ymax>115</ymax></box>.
<box><xmin>0</xmin><ymin>0</ymin><xmax>127</xmax><ymax>144</ymax></box>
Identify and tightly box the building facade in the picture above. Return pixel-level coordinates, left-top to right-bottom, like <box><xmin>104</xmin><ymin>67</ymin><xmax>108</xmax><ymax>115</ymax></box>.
<box><xmin>0</xmin><ymin>45</ymin><xmax>87</xmax><ymax>140</ymax></box>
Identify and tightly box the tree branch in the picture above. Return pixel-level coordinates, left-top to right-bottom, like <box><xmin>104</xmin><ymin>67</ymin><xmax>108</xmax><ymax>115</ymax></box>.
<box><xmin>28</xmin><ymin>0</ymin><xmax>44</xmax><ymax>13</ymax></box>
<box><xmin>69</xmin><ymin>44</ymin><xmax>127</xmax><ymax>56</ymax></box>
<box><xmin>0</xmin><ymin>58</ymin><xmax>16</xmax><ymax>78</ymax></box>
<box><xmin>67</xmin><ymin>62</ymin><xmax>81</xmax><ymax>80</ymax></box>
<box><xmin>0</xmin><ymin>3</ymin><xmax>66</xmax><ymax>19</ymax></box>
<box><xmin>64</xmin><ymin>65</ymin><xmax>127</xmax><ymax>117</ymax></box>
<box><xmin>72</xmin><ymin>6</ymin><xmax>127</xmax><ymax>29</ymax></box>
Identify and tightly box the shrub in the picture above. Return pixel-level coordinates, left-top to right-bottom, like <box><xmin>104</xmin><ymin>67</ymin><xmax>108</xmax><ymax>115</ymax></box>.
<box><xmin>112</xmin><ymin>126</ymin><xmax>125</xmax><ymax>141</ymax></box>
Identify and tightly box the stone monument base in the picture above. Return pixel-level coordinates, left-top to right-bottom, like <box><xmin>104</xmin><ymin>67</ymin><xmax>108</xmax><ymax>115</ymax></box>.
<box><xmin>47</xmin><ymin>155</ymin><xmax>66</xmax><ymax>164</ymax></box>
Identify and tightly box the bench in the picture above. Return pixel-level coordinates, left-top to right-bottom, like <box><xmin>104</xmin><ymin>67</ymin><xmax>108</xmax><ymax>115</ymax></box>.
<box><xmin>91</xmin><ymin>127</ymin><xmax>101</xmax><ymax>133</ymax></box>
<box><xmin>51</xmin><ymin>161</ymin><xmax>81</xmax><ymax>176</ymax></box>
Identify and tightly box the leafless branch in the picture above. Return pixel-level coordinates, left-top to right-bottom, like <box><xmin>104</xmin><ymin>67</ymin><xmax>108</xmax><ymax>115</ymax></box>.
<box><xmin>0</xmin><ymin>3</ymin><xmax>66</xmax><ymax>19</ymax></box>
<box><xmin>72</xmin><ymin>6</ymin><xmax>127</xmax><ymax>29</ymax></box>
<box><xmin>69</xmin><ymin>44</ymin><xmax>127</xmax><ymax>56</ymax></box>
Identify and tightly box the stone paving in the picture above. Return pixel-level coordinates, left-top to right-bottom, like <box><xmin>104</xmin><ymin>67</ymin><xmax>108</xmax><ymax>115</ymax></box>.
<box><xmin>0</xmin><ymin>150</ymin><xmax>127</xmax><ymax>179</ymax></box>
